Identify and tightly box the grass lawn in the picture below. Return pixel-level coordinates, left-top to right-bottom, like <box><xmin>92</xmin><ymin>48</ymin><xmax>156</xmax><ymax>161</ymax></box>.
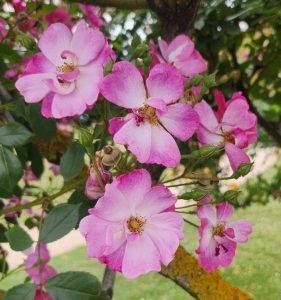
<box><xmin>0</xmin><ymin>200</ymin><xmax>280</xmax><ymax>300</ymax></box>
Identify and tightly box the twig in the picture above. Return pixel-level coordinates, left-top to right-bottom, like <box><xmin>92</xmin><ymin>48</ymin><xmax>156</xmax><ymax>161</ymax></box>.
<box><xmin>102</xmin><ymin>266</ymin><xmax>116</xmax><ymax>300</ymax></box>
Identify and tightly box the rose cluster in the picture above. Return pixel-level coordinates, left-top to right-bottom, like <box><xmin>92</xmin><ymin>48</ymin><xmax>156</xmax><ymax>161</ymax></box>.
<box><xmin>15</xmin><ymin>21</ymin><xmax>255</xmax><ymax>278</ymax></box>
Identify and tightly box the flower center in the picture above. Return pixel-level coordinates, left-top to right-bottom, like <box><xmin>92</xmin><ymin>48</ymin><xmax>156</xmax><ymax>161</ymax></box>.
<box><xmin>212</xmin><ymin>223</ymin><xmax>225</xmax><ymax>237</ymax></box>
<box><xmin>223</xmin><ymin>132</ymin><xmax>235</xmax><ymax>144</ymax></box>
<box><xmin>57</xmin><ymin>63</ymin><xmax>75</xmax><ymax>73</ymax></box>
<box><xmin>127</xmin><ymin>215</ymin><xmax>146</xmax><ymax>234</ymax></box>
<box><xmin>138</xmin><ymin>105</ymin><xmax>159</xmax><ymax>125</ymax></box>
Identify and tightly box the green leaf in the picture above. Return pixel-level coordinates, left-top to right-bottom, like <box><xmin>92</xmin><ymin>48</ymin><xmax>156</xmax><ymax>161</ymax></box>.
<box><xmin>179</xmin><ymin>188</ymin><xmax>210</xmax><ymax>200</ymax></box>
<box><xmin>0</xmin><ymin>122</ymin><xmax>33</xmax><ymax>147</ymax></box>
<box><xmin>45</xmin><ymin>272</ymin><xmax>105</xmax><ymax>300</ymax></box>
<box><xmin>68</xmin><ymin>191</ymin><xmax>94</xmax><ymax>228</ymax></box>
<box><xmin>5</xmin><ymin>226</ymin><xmax>33</xmax><ymax>251</ymax></box>
<box><xmin>231</xmin><ymin>162</ymin><xmax>254</xmax><ymax>179</ymax></box>
<box><xmin>28</xmin><ymin>104</ymin><xmax>56</xmax><ymax>141</ymax></box>
<box><xmin>39</xmin><ymin>203</ymin><xmax>81</xmax><ymax>243</ymax></box>
<box><xmin>0</xmin><ymin>224</ymin><xmax>8</xmax><ymax>242</ymax></box>
<box><xmin>60</xmin><ymin>143</ymin><xmax>85</xmax><ymax>180</ymax></box>
<box><xmin>3</xmin><ymin>283</ymin><xmax>36</xmax><ymax>300</ymax></box>
<box><xmin>189</xmin><ymin>145</ymin><xmax>222</xmax><ymax>159</ymax></box>
<box><xmin>223</xmin><ymin>190</ymin><xmax>242</xmax><ymax>205</ymax></box>
<box><xmin>0</xmin><ymin>147</ymin><xmax>23</xmax><ymax>193</ymax></box>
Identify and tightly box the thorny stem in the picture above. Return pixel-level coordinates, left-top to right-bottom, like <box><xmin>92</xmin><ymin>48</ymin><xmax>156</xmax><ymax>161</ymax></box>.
<box><xmin>183</xmin><ymin>218</ymin><xmax>199</xmax><ymax>228</ymax></box>
<box><xmin>0</xmin><ymin>179</ymin><xmax>84</xmax><ymax>217</ymax></box>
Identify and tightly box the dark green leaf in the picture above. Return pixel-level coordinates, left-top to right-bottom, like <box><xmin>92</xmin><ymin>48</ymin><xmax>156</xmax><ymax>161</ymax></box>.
<box><xmin>0</xmin><ymin>147</ymin><xmax>23</xmax><ymax>193</ymax></box>
<box><xmin>3</xmin><ymin>283</ymin><xmax>36</xmax><ymax>300</ymax></box>
<box><xmin>232</xmin><ymin>162</ymin><xmax>254</xmax><ymax>179</ymax></box>
<box><xmin>5</xmin><ymin>226</ymin><xmax>33</xmax><ymax>251</ymax></box>
<box><xmin>179</xmin><ymin>188</ymin><xmax>211</xmax><ymax>200</ymax></box>
<box><xmin>189</xmin><ymin>145</ymin><xmax>221</xmax><ymax>159</ymax></box>
<box><xmin>39</xmin><ymin>203</ymin><xmax>81</xmax><ymax>243</ymax></box>
<box><xmin>0</xmin><ymin>258</ymin><xmax>9</xmax><ymax>274</ymax></box>
<box><xmin>0</xmin><ymin>224</ymin><xmax>8</xmax><ymax>242</ymax></box>
<box><xmin>60</xmin><ymin>143</ymin><xmax>85</xmax><ymax>181</ymax></box>
<box><xmin>0</xmin><ymin>123</ymin><xmax>33</xmax><ymax>147</ymax></box>
<box><xmin>29</xmin><ymin>104</ymin><xmax>56</xmax><ymax>141</ymax></box>
<box><xmin>45</xmin><ymin>272</ymin><xmax>105</xmax><ymax>300</ymax></box>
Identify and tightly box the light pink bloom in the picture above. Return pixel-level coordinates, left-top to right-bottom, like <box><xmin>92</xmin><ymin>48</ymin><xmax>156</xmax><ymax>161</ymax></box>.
<box><xmin>196</xmin><ymin>197</ymin><xmax>252</xmax><ymax>272</ymax></box>
<box><xmin>16</xmin><ymin>21</ymin><xmax>111</xmax><ymax>118</ymax></box>
<box><xmin>80</xmin><ymin>4</ymin><xmax>104</xmax><ymax>28</ymax></box>
<box><xmin>85</xmin><ymin>166</ymin><xmax>112</xmax><ymax>200</ymax></box>
<box><xmin>194</xmin><ymin>91</ymin><xmax>257</xmax><ymax>171</ymax></box>
<box><xmin>45</xmin><ymin>8</ymin><xmax>72</xmax><ymax>28</ymax></box>
<box><xmin>4</xmin><ymin>57</ymin><xmax>31</xmax><ymax>81</ymax></box>
<box><xmin>0</xmin><ymin>18</ymin><xmax>8</xmax><ymax>43</ymax></box>
<box><xmin>80</xmin><ymin>169</ymin><xmax>184</xmax><ymax>279</ymax></box>
<box><xmin>100</xmin><ymin>62</ymin><xmax>199</xmax><ymax>167</ymax></box>
<box><xmin>34</xmin><ymin>289</ymin><xmax>53</xmax><ymax>300</ymax></box>
<box><xmin>3</xmin><ymin>196</ymin><xmax>32</xmax><ymax>218</ymax></box>
<box><xmin>49</xmin><ymin>163</ymin><xmax>60</xmax><ymax>175</ymax></box>
<box><xmin>150</xmin><ymin>35</ymin><xmax>207</xmax><ymax>78</ymax></box>
<box><xmin>24</xmin><ymin>244</ymin><xmax>57</xmax><ymax>285</ymax></box>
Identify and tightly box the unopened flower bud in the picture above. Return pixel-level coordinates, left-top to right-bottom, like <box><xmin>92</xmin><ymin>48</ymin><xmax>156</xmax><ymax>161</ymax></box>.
<box><xmin>101</xmin><ymin>146</ymin><xmax>121</xmax><ymax>166</ymax></box>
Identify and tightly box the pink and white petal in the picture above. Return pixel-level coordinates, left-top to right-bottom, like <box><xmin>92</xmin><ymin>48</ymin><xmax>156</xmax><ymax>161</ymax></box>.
<box><xmin>76</xmin><ymin>60</ymin><xmax>104</xmax><ymax>105</ymax></box>
<box><xmin>39</xmin><ymin>23</ymin><xmax>72</xmax><ymax>66</ymax></box>
<box><xmin>232</xmin><ymin>128</ymin><xmax>249</xmax><ymax>148</ymax></box>
<box><xmin>216</xmin><ymin>202</ymin><xmax>233</xmax><ymax>223</ymax></box>
<box><xmin>196</xmin><ymin>125</ymin><xmax>223</xmax><ymax>146</ymax></box>
<box><xmin>149</xmin><ymin>39</ymin><xmax>163</xmax><ymax>67</ymax></box>
<box><xmin>225</xmin><ymin>142</ymin><xmax>251</xmax><ymax>171</ymax></box>
<box><xmin>43</xmin><ymin>78</ymin><xmax>75</xmax><ymax>95</ymax></box>
<box><xmin>197</xmin><ymin>237</ymin><xmax>218</xmax><ymax>272</ymax></box>
<box><xmin>145</xmin><ymin>212</ymin><xmax>183</xmax><ymax>265</ymax></box>
<box><xmin>100</xmin><ymin>61</ymin><xmax>146</xmax><ymax>109</ymax></box>
<box><xmin>93</xmin><ymin>183</ymin><xmax>131</xmax><ymax>222</ymax></box>
<box><xmin>16</xmin><ymin>73</ymin><xmax>53</xmax><ymax>103</ymax></box>
<box><xmin>246</xmin><ymin>126</ymin><xmax>258</xmax><ymax>144</ymax></box>
<box><xmin>159</xmin><ymin>103</ymin><xmax>199</xmax><ymax>141</ymax></box>
<box><xmin>137</xmin><ymin>185</ymin><xmax>176</xmax><ymax>216</ymax></box>
<box><xmin>147</xmin><ymin>97</ymin><xmax>168</xmax><ymax>113</ymax></box>
<box><xmin>146</xmin><ymin>125</ymin><xmax>180</xmax><ymax>167</ymax></box>
<box><xmin>175</xmin><ymin>49</ymin><xmax>207</xmax><ymax>77</ymax></box>
<box><xmin>99</xmin><ymin>242</ymin><xmax>126</xmax><ymax>272</ymax></box>
<box><xmin>146</xmin><ymin>64</ymin><xmax>183</xmax><ymax>104</ymax></box>
<box><xmin>194</xmin><ymin>100</ymin><xmax>220</xmax><ymax>131</ymax></box>
<box><xmin>79</xmin><ymin>214</ymin><xmax>109</xmax><ymax>258</ymax></box>
<box><xmin>41</xmin><ymin>93</ymin><xmax>54</xmax><ymax>118</ymax></box>
<box><xmin>197</xmin><ymin>204</ymin><xmax>217</xmax><ymax>225</ymax></box>
<box><xmin>51</xmin><ymin>89</ymin><xmax>87</xmax><ymax>118</ymax></box>
<box><xmin>222</xmin><ymin>99</ymin><xmax>257</xmax><ymax>131</ymax></box>
<box><xmin>24</xmin><ymin>52</ymin><xmax>56</xmax><ymax>74</ymax></box>
<box><xmin>70</xmin><ymin>20</ymin><xmax>105</xmax><ymax>65</ymax></box>
<box><xmin>112</xmin><ymin>169</ymin><xmax>152</xmax><ymax>213</ymax></box>
<box><xmin>198</xmin><ymin>218</ymin><xmax>213</xmax><ymax>253</ymax></box>
<box><xmin>113</xmin><ymin>118</ymin><xmax>152</xmax><ymax>163</ymax></box>
<box><xmin>108</xmin><ymin>115</ymin><xmax>133</xmax><ymax>135</ymax></box>
<box><xmin>158</xmin><ymin>39</ymin><xmax>169</xmax><ymax>61</ymax></box>
<box><xmin>216</xmin><ymin>239</ymin><xmax>237</xmax><ymax>268</ymax></box>
<box><xmin>228</xmin><ymin>220</ymin><xmax>252</xmax><ymax>243</ymax></box>
<box><xmin>122</xmin><ymin>234</ymin><xmax>161</xmax><ymax>279</ymax></box>
<box><xmin>166</xmin><ymin>35</ymin><xmax>194</xmax><ymax>63</ymax></box>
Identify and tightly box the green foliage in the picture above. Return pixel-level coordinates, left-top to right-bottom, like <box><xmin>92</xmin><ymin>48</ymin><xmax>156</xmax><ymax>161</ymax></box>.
<box><xmin>0</xmin><ymin>147</ymin><xmax>23</xmax><ymax>194</ymax></box>
<box><xmin>45</xmin><ymin>272</ymin><xmax>105</xmax><ymax>300</ymax></box>
<box><xmin>5</xmin><ymin>226</ymin><xmax>33</xmax><ymax>251</ymax></box>
<box><xmin>39</xmin><ymin>203</ymin><xmax>81</xmax><ymax>243</ymax></box>
<box><xmin>60</xmin><ymin>143</ymin><xmax>85</xmax><ymax>181</ymax></box>
<box><xmin>0</xmin><ymin>123</ymin><xmax>33</xmax><ymax>147</ymax></box>
<box><xmin>3</xmin><ymin>283</ymin><xmax>36</xmax><ymax>300</ymax></box>
<box><xmin>179</xmin><ymin>188</ymin><xmax>211</xmax><ymax>200</ymax></box>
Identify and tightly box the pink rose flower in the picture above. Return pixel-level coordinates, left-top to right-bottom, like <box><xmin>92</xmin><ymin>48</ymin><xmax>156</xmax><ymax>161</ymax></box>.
<box><xmin>0</xmin><ymin>18</ymin><xmax>8</xmax><ymax>43</ymax></box>
<box><xmin>79</xmin><ymin>169</ymin><xmax>184</xmax><ymax>279</ymax></box>
<box><xmin>196</xmin><ymin>197</ymin><xmax>252</xmax><ymax>272</ymax></box>
<box><xmin>80</xmin><ymin>4</ymin><xmax>104</xmax><ymax>28</ymax></box>
<box><xmin>44</xmin><ymin>8</ymin><xmax>72</xmax><ymax>28</ymax></box>
<box><xmin>16</xmin><ymin>20</ymin><xmax>111</xmax><ymax>118</ymax></box>
<box><xmin>24</xmin><ymin>244</ymin><xmax>57</xmax><ymax>286</ymax></box>
<box><xmin>194</xmin><ymin>91</ymin><xmax>257</xmax><ymax>171</ymax></box>
<box><xmin>85</xmin><ymin>166</ymin><xmax>112</xmax><ymax>200</ymax></box>
<box><xmin>100</xmin><ymin>62</ymin><xmax>199</xmax><ymax>167</ymax></box>
<box><xmin>150</xmin><ymin>35</ymin><xmax>207</xmax><ymax>78</ymax></box>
